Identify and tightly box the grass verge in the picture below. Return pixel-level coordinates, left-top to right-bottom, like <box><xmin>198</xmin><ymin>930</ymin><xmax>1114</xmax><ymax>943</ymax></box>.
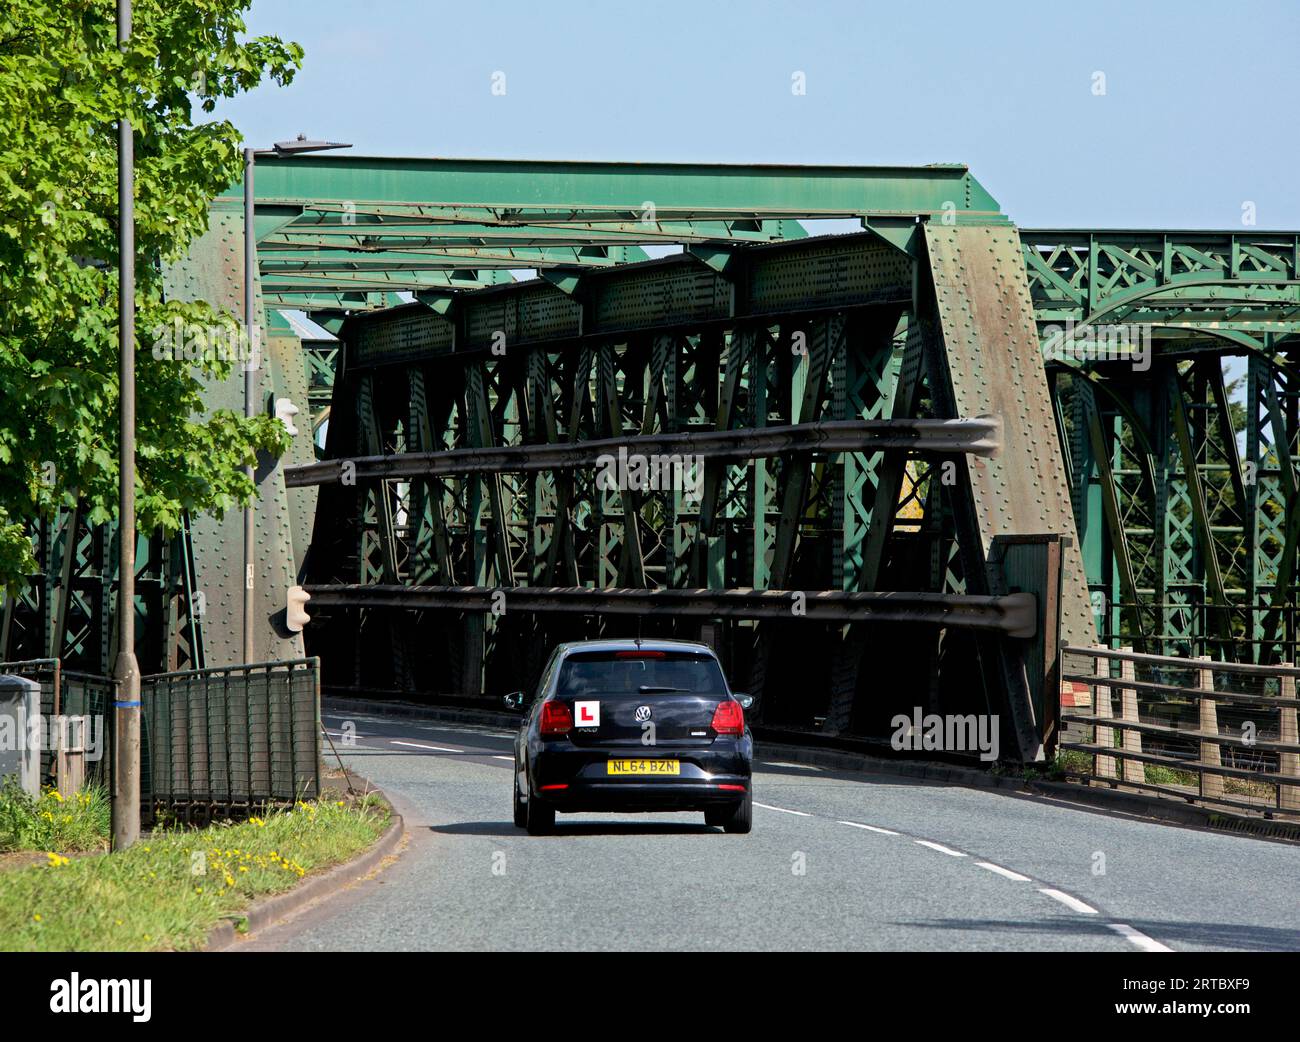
<box><xmin>0</xmin><ymin>782</ymin><xmax>111</xmax><ymax>854</ymax></box>
<box><xmin>0</xmin><ymin>791</ymin><xmax>390</xmax><ymax>951</ymax></box>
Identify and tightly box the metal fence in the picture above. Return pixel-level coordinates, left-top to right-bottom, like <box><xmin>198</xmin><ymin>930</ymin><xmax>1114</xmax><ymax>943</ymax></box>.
<box><xmin>0</xmin><ymin>658</ymin><xmax>114</xmax><ymax>787</ymax></box>
<box><xmin>140</xmin><ymin>659</ymin><xmax>321</xmax><ymax>816</ymax></box>
<box><xmin>1060</xmin><ymin>645</ymin><xmax>1300</xmax><ymax>819</ymax></box>
<box><xmin>0</xmin><ymin>657</ymin><xmax>321</xmax><ymax>817</ymax></box>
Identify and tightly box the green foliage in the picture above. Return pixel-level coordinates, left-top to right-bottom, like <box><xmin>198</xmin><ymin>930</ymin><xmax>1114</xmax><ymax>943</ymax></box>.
<box><xmin>0</xmin><ymin>1</ymin><xmax>301</xmax><ymax>595</ymax></box>
<box><xmin>0</xmin><ymin>780</ymin><xmax>110</xmax><ymax>853</ymax></box>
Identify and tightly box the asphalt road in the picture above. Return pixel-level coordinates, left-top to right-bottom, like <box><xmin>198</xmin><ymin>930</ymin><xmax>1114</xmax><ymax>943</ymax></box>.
<box><xmin>237</xmin><ymin>707</ymin><xmax>1300</xmax><ymax>952</ymax></box>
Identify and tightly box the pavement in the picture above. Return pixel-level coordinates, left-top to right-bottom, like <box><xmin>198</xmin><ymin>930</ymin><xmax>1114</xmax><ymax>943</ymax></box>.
<box><xmin>234</xmin><ymin>707</ymin><xmax>1300</xmax><ymax>952</ymax></box>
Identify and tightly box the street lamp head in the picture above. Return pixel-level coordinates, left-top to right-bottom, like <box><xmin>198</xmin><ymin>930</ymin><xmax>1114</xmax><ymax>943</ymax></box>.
<box><xmin>269</xmin><ymin>135</ymin><xmax>351</xmax><ymax>156</ymax></box>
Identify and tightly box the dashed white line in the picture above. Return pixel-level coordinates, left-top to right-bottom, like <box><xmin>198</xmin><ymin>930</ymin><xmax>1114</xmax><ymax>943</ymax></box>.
<box><xmin>1107</xmin><ymin>922</ymin><xmax>1173</xmax><ymax>952</ymax></box>
<box><xmin>754</xmin><ymin>802</ymin><xmax>812</xmax><ymax>817</ymax></box>
<box><xmin>914</xmin><ymin>839</ymin><xmax>967</xmax><ymax>857</ymax></box>
<box><xmin>493</xmin><ymin>755</ymin><xmax>514</xmax><ymax>761</ymax></box>
<box><xmin>837</xmin><ymin>820</ymin><xmax>900</xmax><ymax>836</ymax></box>
<box><xmin>974</xmin><ymin>860</ymin><xmax>1031</xmax><ymax>882</ymax></box>
<box><xmin>390</xmin><ymin>740</ymin><xmax>461</xmax><ymax>753</ymax></box>
<box><xmin>1039</xmin><ymin>888</ymin><xmax>1098</xmax><ymax>914</ymax></box>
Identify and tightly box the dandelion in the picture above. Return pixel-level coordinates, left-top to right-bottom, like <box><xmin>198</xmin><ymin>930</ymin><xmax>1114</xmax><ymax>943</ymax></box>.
<box><xmin>32</xmin><ymin>914</ymin><xmax>42</xmax><ymax>922</ymax></box>
<box><xmin>46</xmin><ymin>852</ymin><xmax>70</xmax><ymax>868</ymax></box>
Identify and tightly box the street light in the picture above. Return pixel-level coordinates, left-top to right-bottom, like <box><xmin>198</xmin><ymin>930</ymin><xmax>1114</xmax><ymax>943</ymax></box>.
<box><xmin>242</xmin><ymin>136</ymin><xmax>350</xmax><ymax>664</ymax></box>
<box><xmin>112</xmin><ymin>0</ymin><xmax>139</xmax><ymax>851</ymax></box>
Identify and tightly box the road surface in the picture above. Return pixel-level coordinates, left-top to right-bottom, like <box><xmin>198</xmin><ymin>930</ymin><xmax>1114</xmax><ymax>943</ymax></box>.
<box><xmin>237</xmin><ymin>707</ymin><xmax>1300</xmax><ymax>952</ymax></box>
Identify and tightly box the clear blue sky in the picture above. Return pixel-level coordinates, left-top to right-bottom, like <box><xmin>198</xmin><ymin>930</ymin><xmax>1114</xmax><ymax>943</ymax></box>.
<box><xmin>217</xmin><ymin>0</ymin><xmax>1300</xmax><ymax>230</ymax></box>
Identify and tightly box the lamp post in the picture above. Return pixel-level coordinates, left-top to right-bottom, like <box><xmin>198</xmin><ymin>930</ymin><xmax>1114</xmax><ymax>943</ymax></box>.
<box><xmin>111</xmin><ymin>0</ymin><xmax>139</xmax><ymax>851</ymax></box>
<box><xmin>242</xmin><ymin>136</ymin><xmax>349</xmax><ymax>664</ymax></box>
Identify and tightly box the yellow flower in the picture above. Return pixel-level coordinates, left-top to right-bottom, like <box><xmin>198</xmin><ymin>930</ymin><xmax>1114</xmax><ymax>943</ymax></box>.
<box><xmin>46</xmin><ymin>852</ymin><xmax>70</xmax><ymax>868</ymax></box>
<box><xmin>115</xmin><ymin>919</ymin><xmax>123</xmax><ymax>926</ymax></box>
<box><xmin>49</xmin><ymin>790</ymin><xmax>64</xmax><ymax>802</ymax></box>
<box><xmin>32</xmin><ymin>914</ymin><xmax>42</xmax><ymax>922</ymax></box>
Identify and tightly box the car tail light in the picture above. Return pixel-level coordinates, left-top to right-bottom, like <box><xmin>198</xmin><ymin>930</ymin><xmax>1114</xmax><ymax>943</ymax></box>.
<box><xmin>718</xmin><ymin>783</ymin><xmax>746</xmax><ymax>792</ymax></box>
<box><xmin>540</xmin><ymin>700</ymin><xmax>573</xmax><ymax>735</ymax></box>
<box><xmin>616</xmin><ymin>650</ymin><xmax>665</xmax><ymax>658</ymax></box>
<box><xmin>711</xmin><ymin>699</ymin><xmax>744</xmax><ymax>735</ymax></box>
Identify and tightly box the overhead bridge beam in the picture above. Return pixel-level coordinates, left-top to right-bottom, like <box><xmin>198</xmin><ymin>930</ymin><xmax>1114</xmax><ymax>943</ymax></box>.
<box><xmin>304</xmin><ymin>584</ymin><xmax>1038</xmax><ymax>638</ymax></box>
<box><xmin>284</xmin><ymin>417</ymin><xmax>1002</xmax><ymax>487</ymax></box>
<box><xmin>226</xmin><ymin>155</ymin><xmax>1003</xmax><ymax>221</ymax></box>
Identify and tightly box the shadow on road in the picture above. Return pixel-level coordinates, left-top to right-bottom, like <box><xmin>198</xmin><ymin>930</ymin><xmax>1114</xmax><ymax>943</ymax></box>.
<box><xmin>429</xmin><ymin>820</ymin><xmax>719</xmax><ymax>837</ymax></box>
<box><xmin>904</xmin><ymin>916</ymin><xmax>1300</xmax><ymax>951</ymax></box>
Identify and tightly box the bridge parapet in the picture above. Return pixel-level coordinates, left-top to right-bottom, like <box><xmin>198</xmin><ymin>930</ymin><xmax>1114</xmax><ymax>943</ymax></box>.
<box><xmin>1062</xmin><ymin>645</ymin><xmax>1300</xmax><ymax>819</ymax></box>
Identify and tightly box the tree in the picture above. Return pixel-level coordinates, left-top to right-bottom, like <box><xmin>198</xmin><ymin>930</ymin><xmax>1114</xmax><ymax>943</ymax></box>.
<box><xmin>0</xmin><ymin>0</ymin><xmax>303</xmax><ymax>594</ymax></box>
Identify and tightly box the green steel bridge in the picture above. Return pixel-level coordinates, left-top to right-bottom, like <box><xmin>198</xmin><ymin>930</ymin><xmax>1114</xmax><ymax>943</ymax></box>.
<box><xmin>6</xmin><ymin>155</ymin><xmax>1300</xmax><ymax>762</ymax></box>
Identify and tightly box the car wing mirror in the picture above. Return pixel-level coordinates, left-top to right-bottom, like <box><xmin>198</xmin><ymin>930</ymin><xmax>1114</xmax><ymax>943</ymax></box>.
<box><xmin>734</xmin><ymin>692</ymin><xmax>755</xmax><ymax>711</ymax></box>
<box><xmin>502</xmin><ymin>690</ymin><xmax>526</xmax><ymax>711</ymax></box>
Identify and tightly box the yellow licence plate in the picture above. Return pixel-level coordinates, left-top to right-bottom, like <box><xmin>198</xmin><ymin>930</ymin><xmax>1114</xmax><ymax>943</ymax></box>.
<box><xmin>606</xmin><ymin>759</ymin><xmax>680</xmax><ymax>776</ymax></box>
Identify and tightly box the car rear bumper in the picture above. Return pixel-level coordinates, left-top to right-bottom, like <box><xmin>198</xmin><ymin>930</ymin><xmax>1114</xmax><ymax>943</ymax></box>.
<box><xmin>529</xmin><ymin>738</ymin><xmax>751</xmax><ymax>813</ymax></box>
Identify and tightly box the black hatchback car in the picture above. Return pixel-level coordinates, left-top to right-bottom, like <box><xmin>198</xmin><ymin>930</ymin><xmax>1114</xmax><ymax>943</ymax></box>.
<box><xmin>505</xmin><ymin>639</ymin><xmax>754</xmax><ymax>835</ymax></box>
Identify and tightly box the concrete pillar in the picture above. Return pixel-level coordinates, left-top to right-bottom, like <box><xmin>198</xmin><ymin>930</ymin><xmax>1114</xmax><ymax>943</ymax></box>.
<box><xmin>1195</xmin><ymin>655</ymin><xmax>1223</xmax><ymax>801</ymax></box>
<box><xmin>1119</xmin><ymin>647</ymin><xmax>1144</xmax><ymax>785</ymax></box>
<box><xmin>1280</xmin><ymin>665</ymin><xmax>1299</xmax><ymax>814</ymax></box>
<box><xmin>1093</xmin><ymin>645</ymin><xmax>1116</xmax><ymax>780</ymax></box>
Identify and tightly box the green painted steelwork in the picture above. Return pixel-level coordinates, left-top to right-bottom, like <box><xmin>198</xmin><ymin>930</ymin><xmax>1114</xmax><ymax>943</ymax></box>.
<box><xmin>1023</xmin><ymin>229</ymin><xmax>1300</xmax><ymax>662</ymax></box>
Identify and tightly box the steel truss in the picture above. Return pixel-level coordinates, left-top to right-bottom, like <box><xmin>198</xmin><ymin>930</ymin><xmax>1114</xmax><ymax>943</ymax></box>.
<box><xmin>298</xmin><ymin>227</ymin><xmax>1072</xmax><ymax>760</ymax></box>
<box><xmin>1023</xmin><ymin>231</ymin><xmax>1300</xmax><ymax>662</ymax></box>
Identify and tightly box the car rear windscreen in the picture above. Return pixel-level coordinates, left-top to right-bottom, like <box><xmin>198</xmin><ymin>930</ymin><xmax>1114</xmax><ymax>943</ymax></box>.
<box><xmin>556</xmin><ymin>651</ymin><xmax>726</xmax><ymax>697</ymax></box>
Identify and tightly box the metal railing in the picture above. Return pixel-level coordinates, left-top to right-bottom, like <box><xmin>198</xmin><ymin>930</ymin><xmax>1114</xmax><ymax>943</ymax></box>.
<box><xmin>0</xmin><ymin>658</ymin><xmax>114</xmax><ymax>786</ymax></box>
<box><xmin>1060</xmin><ymin>645</ymin><xmax>1300</xmax><ymax>819</ymax></box>
<box><xmin>140</xmin><ymin>659</ymin><xmax>321</xmax><ymax>815</ymax></box>
<box><xmin>0</xmin><ymin>656</ymin><xmax>321</xmax><ymax>817</ymax></box>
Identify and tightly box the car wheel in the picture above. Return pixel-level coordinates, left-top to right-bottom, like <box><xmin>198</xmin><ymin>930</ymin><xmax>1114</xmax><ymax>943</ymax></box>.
<box><xmin>512</xmin><ymin>772</ymin><xmax>527</xmax><ymax>829</ymax></box>
<box><xmin>525</xmin><ymin>785</ymin><xmax>555</xmax><ymax>836</ymax></box>
<box><xmin>722</xmin><ymin>788</ymin><xmax>752</xmax><ymax>834</ymax></box>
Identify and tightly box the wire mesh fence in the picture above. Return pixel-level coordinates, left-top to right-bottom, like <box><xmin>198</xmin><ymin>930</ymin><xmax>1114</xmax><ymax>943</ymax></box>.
<box><xmin>140</xmin><ymin>659</ymin><xmax>321</xmax><ymax>817</ymax></box>
<box><xmin>1060</xmin><ymin>645</ymin><xmax>1300</xmax><ymax>819</ymax></box>
<box><xmin>0</xmin><ymin>657</ymin><xmax>320</xmax><ymax>818</ymax></box>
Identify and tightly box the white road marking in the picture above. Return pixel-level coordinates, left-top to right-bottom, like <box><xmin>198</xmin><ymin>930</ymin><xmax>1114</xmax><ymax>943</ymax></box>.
<box><xmin>837</xmin><ymin>820</ymin><xmax>900</xmax><ymax>835</ymax></box>
<box><xmin>762</xmin><ymin>761</ymin><xmax>823</xmax><ymax>771</ymax></box>
<box><xmin>974</xmin><ymin>861</ymin><xmax>1031</xmax><ymax>882</ymax></box>
<box><xmin>754</xmin><ymin>802</ymin><xmax>811</xmax><ymax>817</ymax></box>
<box><xmin>493</xmin><ymin>755</ymin><xmax>514</xmax><ymax>761</ymax></box>
<box><xmin>1039</xmin><ymin>888</ymin><xmax>1098</xmax><ymax>914</ymax></box>
<box><xmin>1107</xmin><ymin>922</ymin><xmax>1173</xmax><ymax>952</ymax></box>
<box><xmin>391</xmin><ymin>740</ymin><xmax>461</xmax><ymax>753</ymax></box>
<box><xmin>914</xmin><ymin>839</ymin><xmax>966</xmax><ymax>857</ymax></box>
